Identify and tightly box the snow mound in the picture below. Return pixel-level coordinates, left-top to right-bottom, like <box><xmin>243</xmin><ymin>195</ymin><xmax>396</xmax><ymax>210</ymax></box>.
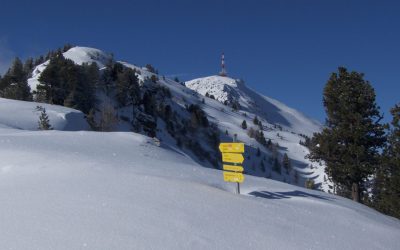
<box><xmin>0</xmin><ymin>127</ymin><xmax>399</xmax><ymax>249</ymax></box>
<box><xmin>63</xmin><ymin>46</ymin><xmax>111</xmax><ymax>68</ymax></box>
<box><xmin>0</xmin><ymin>98</ymin><xmax>88</xmax><ymax>131</ymax></box>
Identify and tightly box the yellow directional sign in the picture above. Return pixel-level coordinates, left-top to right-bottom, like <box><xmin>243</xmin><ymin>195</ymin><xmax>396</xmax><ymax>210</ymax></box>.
<box><xmin>223</xmin><ymin>164</ymin><xmax>244</xmax><ymax>172</ymax></box>
<box><xmin>219</xmin><ymin>143</ymin><xmax>245</xmax><ymax>153</ymax></box>
<box><xmin>222</xmin><ymin>153</ymin><xmax>244</xmax><ymax>164</ymax></box>
<box><xmin>223</xmin><ymin>171</ymin><xmax>244</xmax><ymax>183</ymax></box>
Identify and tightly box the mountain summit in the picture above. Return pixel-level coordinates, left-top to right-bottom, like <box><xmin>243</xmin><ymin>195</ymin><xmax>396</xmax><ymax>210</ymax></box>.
<box><xmin>186</xmin><ymin>75</ymin><xmax>321</xmax><ymax>136</ymax></box>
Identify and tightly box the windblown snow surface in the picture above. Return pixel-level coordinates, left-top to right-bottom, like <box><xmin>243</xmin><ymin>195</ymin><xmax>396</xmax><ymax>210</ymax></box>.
<box><xmin>0</xmin><ymin>99</ymin><xmax>399</xmax><ymax>249</ymax></box>
<box><xmin>0</xmin><ymin>98</ymin><xmax>88</xmax><ymax>131</ymax></box>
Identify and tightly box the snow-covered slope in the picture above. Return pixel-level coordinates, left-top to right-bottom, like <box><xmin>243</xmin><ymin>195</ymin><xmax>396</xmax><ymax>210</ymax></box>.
<box><xmin>25</xmin><ymin>46</ymin><xmax>328</xmax><ymax>190</ymax></box>
<box><xmin>185</xmin><ymin>75</ymin><xmax>328</xmax><ymax>190</ymax></box>
<box><xmin>2</xmin><ymin>47</ymin><xmax>399</xmax><ymax>249</ymax></box>
<box><xmin>186</xmin><ymin>75</ymin><xmax>321</xmax><ymax>136</ymax></box>
<box><xmin>0</xmin><ymin>125</ymin><xmax>399</xmax><ymax>249</ymax></box>
<box><xmin>28</xmin><ymin>47</ymin><xmax>112</xmax><ymax>91</ymax></box>
<box><xmin>0</xmin><ymin>98</ymin><xmax>88</xmax><ymax>131</ymax></box>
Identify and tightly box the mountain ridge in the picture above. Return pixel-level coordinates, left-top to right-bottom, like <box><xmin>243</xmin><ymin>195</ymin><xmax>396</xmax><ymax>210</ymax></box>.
<box><xmin>24</xmin><ymin>46</ymin><xmax>329</xmax><ymax>190</ymax></box>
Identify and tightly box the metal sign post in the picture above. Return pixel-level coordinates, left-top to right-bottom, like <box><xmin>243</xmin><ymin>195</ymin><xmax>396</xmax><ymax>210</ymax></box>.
<box><xmin>233</xmin><ymin>135</ymin><xmax>240</xmax><ymax>194</ymax></box>
<box><xmin>219</xmin><ymin>135</ymin><xmax>245</xmax><ymax>194</ymax></box>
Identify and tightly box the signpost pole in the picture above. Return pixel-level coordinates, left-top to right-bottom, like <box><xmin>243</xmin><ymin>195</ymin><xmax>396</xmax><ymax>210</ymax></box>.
<box><xmin>233</xmin><ymin>134</ymin><xmax>240</xmax><ymax>195</ymax></box>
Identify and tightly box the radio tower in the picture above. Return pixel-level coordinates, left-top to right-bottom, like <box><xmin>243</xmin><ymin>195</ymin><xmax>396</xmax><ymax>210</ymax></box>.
<box><xmin>219</xmin><ymin>52</ymin><xmax>227</xmax><ymax>77</ymax></box>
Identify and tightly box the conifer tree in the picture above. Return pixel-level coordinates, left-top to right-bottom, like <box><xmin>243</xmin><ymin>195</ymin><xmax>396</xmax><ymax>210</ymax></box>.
<box><xmin>116</xmin><ymin>67</ymin><xmax>140</xmax><ymax>107</ymax></box>
<box><xmin>374</xmin><ymin>104</ymin><xmax>400</xmax><ymax>218</ymax></box>
<box><xmin>260</xmin><ymin>161</ymin><xmax>265</xmax><ymax>172</ymax></box>
<box><xmin>38</xmin><ymin>107</ymin><xmax>52</xmax><ymax>130</ymax></box>
<box><xmin>86</xmin><ymin>108</ymin><xmax>98</xmax><ymax>131</ymax></box>
<box><xmin>307</xmin><ymin>67</ymin><xmax>386</xmax><ymax>202</ymax></box>
<box><xmin>282</xmin><ymin>153</ymin><xmax>291</xmax><ymax>174</ymax></box>
<box><xmin>99</xmin><ymin>103</ymin><xmax>118</xmax><ymax>132</ymax></box>
<box><xmin>273</xmin><ymin>157</ymin><xmax>281</xmax><ymax>174</ymax></box>
<box><xmin>253</xmin><ymin>116</ymin><xmax>259</xmax><ymax>125</ymax></box>
<box><xmin>241</xmin><ymin>120</ymin><xmax>247</xmax><ymax>129</ymax></box>
<box><xmin>0</xmin><ymin>57</ymin><xmax>31</xmax><ymax>101</ymax></box>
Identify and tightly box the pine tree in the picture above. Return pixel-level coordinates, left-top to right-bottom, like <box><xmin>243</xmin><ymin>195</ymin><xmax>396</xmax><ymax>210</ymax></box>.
<box><xmin>145</xmin><ymin>64</ymin><xmax>157</xmax><ymax>73</ymax></box>
<box><xmin>282</xmin><ymin>153</ymin><xmax>291</xmax><ymax>174</ymax></box>
<box><xmin>307</xmin><ymin>67</ymin><xmax>386</xmax><ymax>202</ymax></box>
<box><xmin>374</xmin><ymin>104</ymin><xmax>400</xmax><ymax>218</ymax></box>
<box><xmin>99</xmin><ymin>103</ymin><xmax>118</xmax><ymax>132</ymax></box>
<box><xmin>256</xmin><ymin>147</ymin><xmax>261</xmax><ymax>157</ymax></box>
<box><xmin>0</xmin><ymin>57</ymin><xmax>31</xmax><ymax>101</ymax></box>
<box><xmin>86</xmin><ymin>108</ymin><xmax>98</xmax><ymax>131</ymax></box>
<box><xmin>116</xmin><ymin>67</ymin><xmax>140</xmax><ymax>107</ymax></box>
<box><xmin>273</xmin><ymin>156</ymin><xmax>281</xmax><ymax>174</ymax></box>
<box><xmin>241</xmin><ymin>120</ymin><xmax>247</xmax><ymax>129</ymax></box>
<box><xmin>23</xmin><ymin>57</ymin><xmax>34</xmax><ymax>78</ymax></box>
<box><xmin>253</xmin><ymin>116</ymin><xmax>259</xmax><ymax>125</ymax></box>
<box><xmin>294</xmin><ymin>170</ymin><xmax>299</xmax><ymax>184</ymax></box>
<box><xmin>260</xmin><ymin>161</ymin><xmax>265</xmax><ymax>172</ymax></box>
<box><xmin>38</xmin><ymin>107</ymin><xmax>52</xmax><ymax>130</ymax></box>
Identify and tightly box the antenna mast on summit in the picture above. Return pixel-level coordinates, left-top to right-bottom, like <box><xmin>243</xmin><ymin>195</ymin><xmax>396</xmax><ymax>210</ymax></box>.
<box><xmin>219</xmin><ymin>52</ymin><xmax>227</xmax><ymax>77</ymax></box>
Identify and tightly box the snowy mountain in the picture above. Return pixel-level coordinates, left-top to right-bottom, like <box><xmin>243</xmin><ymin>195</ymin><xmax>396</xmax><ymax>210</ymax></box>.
<box><xmin>0</xmin><ymin>101</ymin><xmax>399</xmax><ymax>249</ymax></box>
<box><xmin>186</xmin><ymin>75</ymin><xmax>321</xmax><ymax>136</ymax></box>
<box><xmin>24</xmin><ymin>46</ymin><xmax>329</xmax><ymax>191</ymax></box>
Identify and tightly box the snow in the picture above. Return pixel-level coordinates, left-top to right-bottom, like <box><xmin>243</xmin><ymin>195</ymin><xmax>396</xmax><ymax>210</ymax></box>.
<box><xmin>0</xmin><ymin>98</ymin><xmax>89</xmax><ymax>131</ymax></box>
<box><xmin>24</xmin><ymin>46</ymin><xmax>331</xmax><ymax>191</ymax></box>
<box><xmin>1</xmin><ymin>48</ymin><xmax>400</xmax><ymax>248</ymax></box>
<box><xmin>185</xmin><ymin>75</ymin><xmax>329</xmax><ymax>190</ymax></box>
<box><xmin>0</xmin><ymin>123</ymin><xmax>399</xmax><ymax>249</ymax></box>
<box><xmin>186</xmin><ymin>75</ymin><xmax>321</xmax><ymax>136</ymax></box>
<box><xmin>63</xmin><ymin>47</ymin><xmax>111</xmax><ymax>69</ymax></box>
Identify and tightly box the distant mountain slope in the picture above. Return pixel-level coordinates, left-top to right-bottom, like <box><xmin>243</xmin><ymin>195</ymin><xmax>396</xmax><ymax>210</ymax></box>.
<box><xmin>0</xmin><ymin>98</ymin><xmax>88</xmax><ymax>131</ymax></box>
<box><xmin>24</xmin><ymin>46</ymin><xmax>329</xmax><ymax>191</ymax></box>
<box><xmin>186</xmin><ymin>75</ymin><xmax>321</xmax><ymax>136</ymax></box>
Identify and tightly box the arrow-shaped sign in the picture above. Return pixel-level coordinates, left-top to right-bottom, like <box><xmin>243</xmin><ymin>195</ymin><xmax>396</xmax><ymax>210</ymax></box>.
<box><xmin>223</xmin><ymin>164</ymin><xmax>244</xmax><ymax>172</ymax></box>
<box><xmin>219</xmin><ymin>143</ymin><xmax>244</xmax><ymax>153</ymax></box>
<box><xmin>223</xmin><ymin>171</ymin><xmax>245</xmax><ymax>183</ymax></box>
<box><xmin>222</xmin><ymin>153</ymin><xmax>244</xmax><ymax>164</ymax></box>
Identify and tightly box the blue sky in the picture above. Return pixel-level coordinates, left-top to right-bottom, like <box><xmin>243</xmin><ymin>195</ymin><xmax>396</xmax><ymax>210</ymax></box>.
<box><xmin>0</xmin><ymin>0</ymin><xmax>399</xmax><ymax>123</ymax></box>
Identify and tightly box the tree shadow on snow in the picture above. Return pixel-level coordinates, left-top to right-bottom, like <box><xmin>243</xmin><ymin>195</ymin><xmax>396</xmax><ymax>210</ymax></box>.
<box><xmin>249</xmin><ymin>190</ymin><xmax>334</xmax><ymax>201</ymax></box>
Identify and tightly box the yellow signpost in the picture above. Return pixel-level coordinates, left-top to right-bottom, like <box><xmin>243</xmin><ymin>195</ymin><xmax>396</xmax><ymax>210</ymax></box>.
<box><xmin>219</xmin><ymin>143</ymin><xmax>245</xmax><ymax>153</ymax></box>
<box><xmin>219</xmin><ymin>142</ymin><xmax>245</xmax><ymax>194</ymax></box>
<box><xmin>223</xmin><ymin>164</ymin><xmax>244</xmax><ymax>172</ymax></box>
<box><xmin>222</xmin><ymin>153</ymin><xmax>244</xmax><ymax>164</ymax></box>
<box><xmin>223</xmin><ymin>172</ymin><xmax>244</xmax><ymax>183</ymax></box>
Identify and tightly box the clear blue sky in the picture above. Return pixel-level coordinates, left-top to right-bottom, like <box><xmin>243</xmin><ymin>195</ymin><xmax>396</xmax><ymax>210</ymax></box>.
<box><xmin>0</xmin><ymin>0</ymin><xmax>399</xmax><ymax>123</ymax></box>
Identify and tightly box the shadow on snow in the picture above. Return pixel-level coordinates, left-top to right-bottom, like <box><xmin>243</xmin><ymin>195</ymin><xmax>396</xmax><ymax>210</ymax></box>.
<box><xmin>248</xmin><ymin>190</ymin><xmax>334</xmax><ymax>201</ymax></box>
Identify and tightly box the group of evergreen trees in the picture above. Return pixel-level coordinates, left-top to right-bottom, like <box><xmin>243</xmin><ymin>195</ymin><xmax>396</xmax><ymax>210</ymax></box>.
<box><xmin>0</xmin><ymin>45</ymin><xmax>75</xmax><ymax>102</ymax></box>
<box><xmin>307</xmin><ymin>67</ymin><xmax>399</xmax><ymax>218</ymax></box>
<box><xmin>36</xmin><ymin>53</ymin><xmax>98</xmax><ymax>114</ymax></box>
<box><xmin>0</xmin><ymin>58</ymin><xmax>32</xmax><ymax>101</ymax></box>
